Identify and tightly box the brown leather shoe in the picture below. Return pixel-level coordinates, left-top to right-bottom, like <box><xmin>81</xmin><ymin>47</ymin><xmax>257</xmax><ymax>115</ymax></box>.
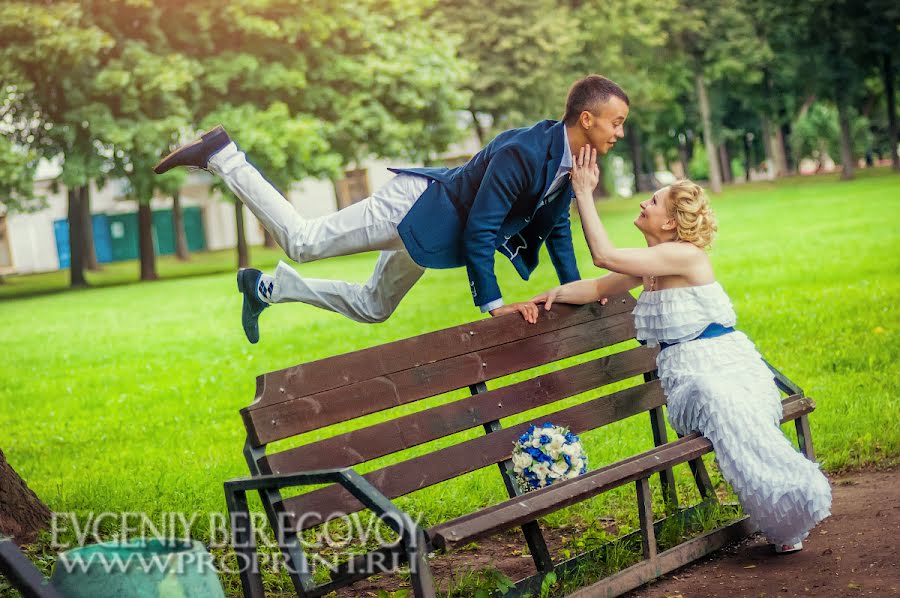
<box><xmin>153</xmin><ymin>125</ymin><xmax>231</xmax><ymax>174</ymax></box>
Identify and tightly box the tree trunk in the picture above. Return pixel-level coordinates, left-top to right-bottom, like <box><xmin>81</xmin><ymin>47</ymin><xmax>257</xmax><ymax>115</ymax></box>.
<box><xmin>172</xmin><ymin>191</ymin><xmax>189</xmax><ymax>261</ymax></box>
<box><xmin>137</xmin><ymin>202</ymin><xmax>158</xmax><ymax>281</ymax></box>
<box><xmin>80</xmin><ymin>185</ymin><xmax>99</xmax><ymax>271</ymax></box>
<box><xmin>743</xmin><ymin>133</ymin><xmax>752</xmax><ymax>182</ymax></box>
<box><xmin>883</xmin><ymin>52</ymin><xmax>899</xmax><ymax>172</ymax></box>
<box><xmin>773</xmin><ymin>125</ymin><xmax>790</xmax><ymax>176</ymax></box>
<box><xmin>694</xmin><ymin>71</ymin><xmax>722</xmax><ymax>193</ymax></box>
<box><xmin>718</xmin><ymin>143</ymin><xmax>733</xmax><ymax>183</ymax></box>
<box><xmin>780</xmin><ymin>122</ymin><xmax>796</xmax><ymax>174</ymax></box>
<box><xmin>627</xmin><ymin>124</ymin><xmax>653</xmax><ymax>192</ymax></box>
<box><xmin>760</xmin><ymin>115</ymin><xmax>775</xmax><ymax>176</ymax></box>
<box><xmin>593</xmin><ymin>159</ymin><xmax>609</xmax><ymax>198</ymax></box>
<box><xmin>796</xmin><ymin>94</ymin><xmax>817</xmax><ymax>120</ymax></box>
<box><xmin>470</xmin><ymin>110</ymin><xmax>486</xmax><ymax>146</ymax></box>
<box><xmin>760</xmin><ymin>69</ymin><xmax>789</xmax><ymax>177</ymax></box>
<box><xmin>235</xmin><ymin>201</ymin><xmax>249</xmax><ymax>269</ymax></box>
<box><xmin>67</xmin><ymin>188</ymin><xmax>87</xmax><ymax>288</ymax></box>
<box><xmin>677</xmin><ymin>134</ymin><xmax>690</xmax><ymax>179</ymax></box>
<box><xmin>0</xmin><ymin>448</ymin><xmax>51</xmax><ymax>544</ymax></box>
<box><xmin>836</xmin><ymin>97</ymin><xmax>855</xmax><ymax>181</ymax></box>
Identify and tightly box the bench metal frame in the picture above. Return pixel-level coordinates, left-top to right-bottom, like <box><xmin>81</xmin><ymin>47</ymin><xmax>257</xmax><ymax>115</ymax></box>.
<box><xmin>0</xmin><ymin>539</ymin><xmax>62</xmax><ymax>598</ymax></box>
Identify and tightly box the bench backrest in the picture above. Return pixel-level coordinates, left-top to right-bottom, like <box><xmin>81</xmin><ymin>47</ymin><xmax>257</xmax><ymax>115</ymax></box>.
<box><xmin>241</xmin><ymin>295</ymin><xmax>662</xmax><ymax>530</ymax></box>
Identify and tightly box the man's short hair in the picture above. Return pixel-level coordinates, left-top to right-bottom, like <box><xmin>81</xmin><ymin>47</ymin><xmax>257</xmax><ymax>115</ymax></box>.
<box><xmin>562</xmin><ymin>75</ymin><xmax>630</xmax><ymax>126</ymax></box>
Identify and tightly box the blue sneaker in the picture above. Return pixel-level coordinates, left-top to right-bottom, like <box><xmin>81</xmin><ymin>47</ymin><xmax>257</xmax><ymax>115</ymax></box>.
<box><xmin>236</xmin><ymin>269</ymin><xmax>269</xmax><ymax>344</ymax></box>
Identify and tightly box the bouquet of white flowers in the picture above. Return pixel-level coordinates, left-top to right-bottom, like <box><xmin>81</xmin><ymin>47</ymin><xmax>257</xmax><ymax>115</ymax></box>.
<box><xmin>511</xmin><ymin>423</ymin><xmax>588</xmax><ymax>492</ymax></box>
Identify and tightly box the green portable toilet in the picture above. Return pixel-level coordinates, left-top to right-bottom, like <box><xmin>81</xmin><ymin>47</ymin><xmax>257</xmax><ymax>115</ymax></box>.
<box><xmin>107</xmin><ymin>212</ymin><xmax>140</xmax><ymax>261</ymax></box>
<box><xmin>152</xmin><ymin>210</ymin><xmax>176</xmax><ymax>256</ymax></box>
<box><xmin>183</xmin><ymin>206</ymin><xmax>206</xmax><ymax>252</ymax></box>
<box><xmin>153</xmin><ymin>207</ymin><xmax>207</xmax><ymax>255</ymax></box>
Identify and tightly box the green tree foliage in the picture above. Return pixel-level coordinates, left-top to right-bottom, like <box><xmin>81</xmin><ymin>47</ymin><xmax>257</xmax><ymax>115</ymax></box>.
<box><xmin>794</xmin><ymin>102</ymin><xmax>873</xmax><ymax>167</ymax></box>
<box><xmin>0</xmin><ymin>2</ymin><xmax>112</xmax><ymax>188</ymax></box>
<box><xmin>62</xmin><ymin>7</ymin><xmax>197</xmax><ymax>280</ymax></box>
<box><xmin>572</xmin><ymin>0</ymin><xmax>689</xmax><ymax>190</ymax></box>
<box><xmin>0</xmin><ymin>0</ymin><xmax>894</xmax><ymax>292</ymax></box>
<box><xmin>150</xmin><ymin>0</ymin><xmax>471</xmax><ymax>264</ymax></box>
<box><xmin>431</xmin><ymin>0</ymin><xmax>578</xmax><ymax>141</ymax></box>
<box><xmin>787</xmin><ymin>0</ymin><xmax>898</xmax><ymax>178</ymax></box>
<box><xmin>2</xmin><ymin>0</ymin><xmax>470</xmax><ymax>280</ymax></box>
<box><xmin>146</xmin><ymin>0</ymin><xmax>470</xmax><ymax>164</ymax></box>
<box><xmin>0</xmin><ymin>1</ymin><xmax>114</xmax><ymax>286</ymax></box>
<box><xmin>0</xmin><ymin>136</ymin><xmax>40</xmax><ymax>214</ymax></box>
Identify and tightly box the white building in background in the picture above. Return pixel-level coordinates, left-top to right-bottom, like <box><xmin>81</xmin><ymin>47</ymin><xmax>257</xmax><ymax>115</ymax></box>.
<box><xmin>0</xmin><ymin>131</ymin><xmax>482</xmax><ymax>275</ymax></box>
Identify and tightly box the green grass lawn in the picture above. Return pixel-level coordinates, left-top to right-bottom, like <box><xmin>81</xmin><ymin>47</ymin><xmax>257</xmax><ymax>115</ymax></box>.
<box><xmin>1</xmin><ymin>168</ymin><xmax>898</xmax><ymax>594</ymax></box>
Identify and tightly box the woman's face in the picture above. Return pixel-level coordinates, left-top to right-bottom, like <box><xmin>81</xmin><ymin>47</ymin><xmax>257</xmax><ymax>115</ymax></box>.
<box><xmin>634</xmin><ymin>186</ymin><xmax>674</xmax><ymax>236</ymax></box>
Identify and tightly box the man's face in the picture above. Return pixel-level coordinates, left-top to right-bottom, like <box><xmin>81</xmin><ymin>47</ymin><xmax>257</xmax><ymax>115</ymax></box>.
<box><xmin>582</xmin><ymin>97</ymin><xmax>629</xmax><ymax>155</ymax></box>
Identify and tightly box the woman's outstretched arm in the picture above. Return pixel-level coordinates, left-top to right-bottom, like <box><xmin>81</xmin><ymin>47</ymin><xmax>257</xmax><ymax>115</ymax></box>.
<box><xmin>531</xmin><ymin>271</ymin><xmax>642</xmax><ymax>310</ymax></box>
<box><xmin>571</xmin><ymin>146</ymin><xmax>698</xmax><ymax>278</ymax></box>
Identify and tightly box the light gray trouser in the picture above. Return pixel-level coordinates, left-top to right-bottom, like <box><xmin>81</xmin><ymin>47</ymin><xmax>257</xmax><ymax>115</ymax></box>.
<box><xmin>209</xmin><ymin>142</ymin><xmax>429</xmax><ymax>323</ymax></box>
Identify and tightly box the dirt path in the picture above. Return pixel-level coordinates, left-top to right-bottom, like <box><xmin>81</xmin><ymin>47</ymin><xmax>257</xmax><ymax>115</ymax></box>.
<box><xmin>626</xmin><ymin>467</ymin><xmax>900</xmax><ymax>598</ymax></box>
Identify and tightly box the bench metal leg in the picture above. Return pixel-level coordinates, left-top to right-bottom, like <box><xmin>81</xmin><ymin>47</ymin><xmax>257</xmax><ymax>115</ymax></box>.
<box><xmin>471</xmin><ymin>382</ymin><xmax>554</xmax><ymax>574</ymax></box>
<box><xmin>795</xmin><ymin>414</ymin><xmax>816</xmax><ymax>461</ymax></box>
<box><xmin>405</xmin><ymin>528</ymin><xmax>436</xmax><ymax>598</ymax></box>
<box><xmin>243</xmin><ymin>439</ymin><xmax>316</xmax><ymax>597</ymax></box>
<box><xmin>519</xmin><ymin>520</ymin><xmax>554</xmax><ymax>573</ymax></box>
<box><xmin>273</xmin><ymin>519</ymin><xmax>312</xmax><ymax>597</ymax></box>
<box><xmin>635</xmin><ymin>477</ymin><xmax>658</xmax><ymax>564</ymax></box>
<box><xmin>224</xmin><ymin>488</ymin><xmax>266</xmax><ymax>598</ymax></box>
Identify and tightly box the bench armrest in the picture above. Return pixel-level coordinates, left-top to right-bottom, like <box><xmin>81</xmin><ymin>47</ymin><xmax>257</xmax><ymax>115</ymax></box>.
<box><xmin>762</xmin><ymin>358</ymin><xmax>805</xmax><ymax>396</ymax></box>
<box><xmin>224</xmin><ymin>467</ymin><xmax>350</xmax><ymax>493</ymax></box>
<box><xmin>223</xmin><ymin>468</ymin><xmax>421</xmax><ymax>543</ymax></box>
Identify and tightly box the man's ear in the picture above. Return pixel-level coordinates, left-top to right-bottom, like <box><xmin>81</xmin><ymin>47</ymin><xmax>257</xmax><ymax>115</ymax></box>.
<box><xmin>580</xmin><ymin>110</ymin><xmax>593</xmax><ymax>129</ymax></box>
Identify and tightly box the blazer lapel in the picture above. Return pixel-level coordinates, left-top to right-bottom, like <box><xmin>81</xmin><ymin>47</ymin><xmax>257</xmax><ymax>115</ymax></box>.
<box><xmin>540</xmin><ymin>121</ymin><xmax>566</xmax><ymax>197</ymax></box>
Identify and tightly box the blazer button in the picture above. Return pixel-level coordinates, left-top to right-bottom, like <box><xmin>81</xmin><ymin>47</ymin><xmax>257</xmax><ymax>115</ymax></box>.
<box><xmin>504</xmin><ymin>234</ymin><xmax>511</xmax><ymax>240</ymax></box>
<box><xmin>524</xmin><ymin>217</ymin><xmax>530</xmax><ymax>223</ymax></box>
<box><xmin>538</xmin><ymin>235</ymin><xmax>543</xmax><ymax>240</ymax></box>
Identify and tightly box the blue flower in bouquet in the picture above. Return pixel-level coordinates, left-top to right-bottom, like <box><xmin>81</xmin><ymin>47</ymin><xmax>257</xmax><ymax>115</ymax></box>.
<box><xmin>511</xmin><ymin>423</ymin><xmax>588</xmax><ymax>492</ymax></box>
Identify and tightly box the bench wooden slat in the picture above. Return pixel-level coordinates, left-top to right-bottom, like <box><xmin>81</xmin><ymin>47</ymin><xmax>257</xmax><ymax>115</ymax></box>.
<box><xmin>428</xmin><ymin>395</ymin><xmax>814</xmax><ymax>549</ymax></box>
<box><xmin>264</xmin><ymin>346</ymin><xmax>659</xmax><ymax>473</ymax></box>
<box><xmin>430</xmin><ymin>435</ymin><xmax>712</xmax><ymax>549</ymax></box>
<box><xmin>245</xmin><ymin>297</ymin><xmax>636</xmax><ymax>412</ymax></box>
<box><xmin>245</xmin><ymin>309</ymin><xmax>639</xmax><ymax>446</ymax></box>
<box><xmin>280</xmin><ymin>380</ymin><xmax>668</xmax><ymax>530</ymax></box>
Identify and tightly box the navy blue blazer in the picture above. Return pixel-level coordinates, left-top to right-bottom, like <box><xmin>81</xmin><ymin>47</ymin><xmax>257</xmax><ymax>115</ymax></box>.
<box><xmin>393</xmin><ymin>119</ymin><xmax>580</xmax><ymax>307</ymax></box>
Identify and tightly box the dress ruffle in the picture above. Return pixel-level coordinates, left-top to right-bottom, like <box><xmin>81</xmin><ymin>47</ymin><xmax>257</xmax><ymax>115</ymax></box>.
<box><xmin>632</xmin><ymin>283</ymin><xmax>832</xmax><ymax>545</ymax></box>
<box><xmin>634</xmin><ymin>282</ymin><xmax>737</xmax><ymax>347</ymax></box>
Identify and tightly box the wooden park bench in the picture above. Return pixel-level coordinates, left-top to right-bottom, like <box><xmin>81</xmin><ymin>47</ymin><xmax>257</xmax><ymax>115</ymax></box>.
<box><xmin>224</xmin><ymin>294</ymin><xmax>817</xmax><ymax>598</ymax></box>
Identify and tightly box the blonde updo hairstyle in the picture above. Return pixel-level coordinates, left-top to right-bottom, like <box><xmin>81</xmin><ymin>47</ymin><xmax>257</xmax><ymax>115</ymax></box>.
<box><xmin>665</xmin><ymin>179</ymin><xmax>717</xmax><ymax>249</ymax></box>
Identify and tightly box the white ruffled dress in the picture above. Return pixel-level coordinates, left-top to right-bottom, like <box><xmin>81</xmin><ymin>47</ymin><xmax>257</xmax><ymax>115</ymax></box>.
<box><xmin>633</xmin><ymin>282</ymin><xmax>831</xmax><ymax>545</ymax></box>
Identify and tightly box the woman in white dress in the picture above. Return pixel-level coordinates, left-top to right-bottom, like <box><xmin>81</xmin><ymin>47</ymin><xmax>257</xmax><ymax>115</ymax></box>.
<box><xmin>528</xmin><ymin>145</ymin><xmax>831</xmax><ymax>552</ymax></box>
